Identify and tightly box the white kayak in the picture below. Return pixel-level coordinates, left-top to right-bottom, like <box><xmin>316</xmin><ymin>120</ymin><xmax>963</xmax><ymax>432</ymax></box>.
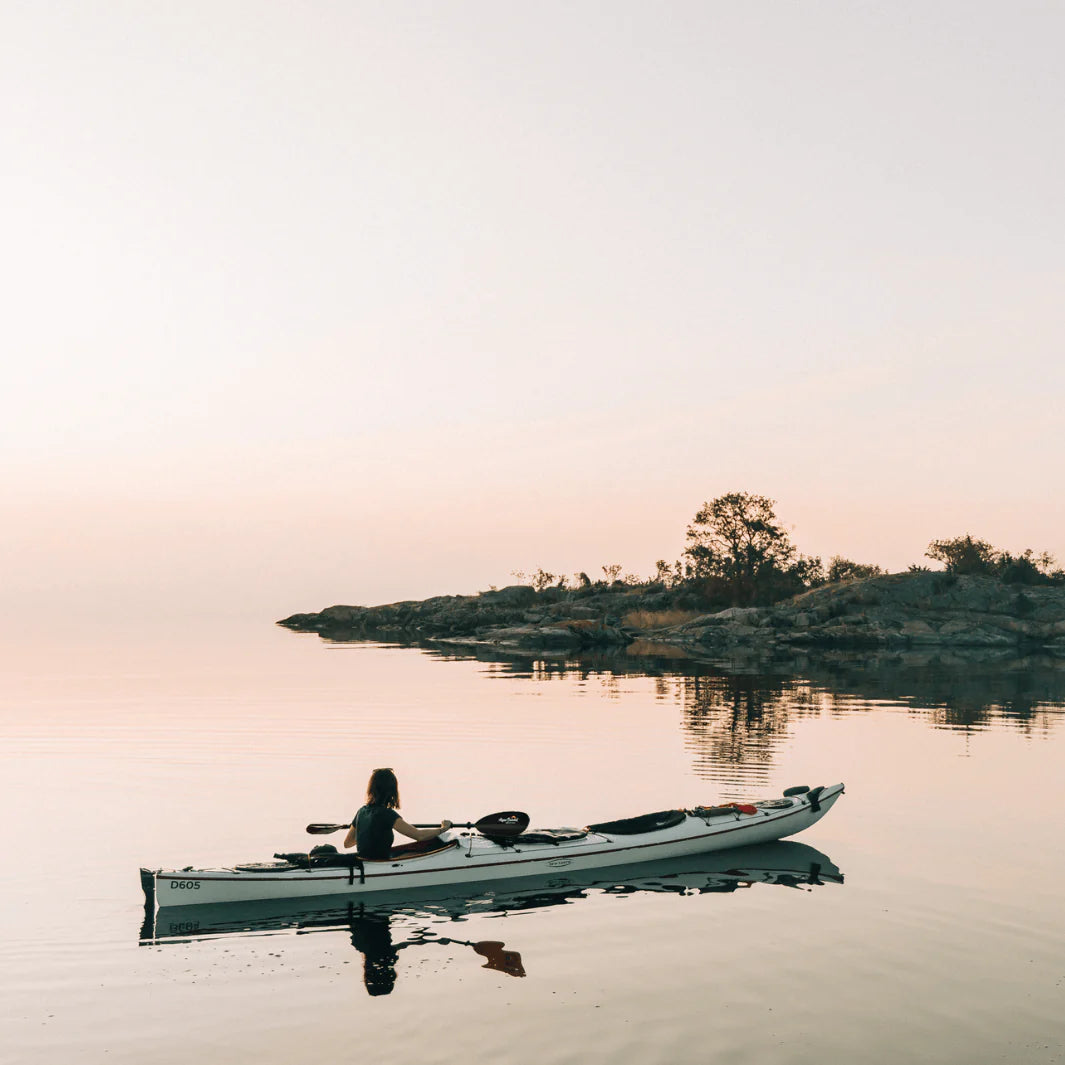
<box><xmin>140</xmin><ymin>839</ymin><xmax>843</xmax><ymax>944</ymax></box>
<box><xmin>142</xmin><ymin>783</ymin><xmax>843</xmax><ymax>909</ymax></box>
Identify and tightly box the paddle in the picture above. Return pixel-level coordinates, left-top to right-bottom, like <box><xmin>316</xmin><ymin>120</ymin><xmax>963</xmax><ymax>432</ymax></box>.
<box><xmin>305</xmin><ymin>810</ymin><xmax>530</xmax><ymax>840</ymax></box>
<box><xmin>441</xmin><ymin>938</ymin><xmax>526</xmax><ymax>978</ymax></box>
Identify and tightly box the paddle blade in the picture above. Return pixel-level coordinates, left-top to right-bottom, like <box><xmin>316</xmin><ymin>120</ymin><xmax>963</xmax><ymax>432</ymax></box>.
<box><xmin>474</xmin><ymin>811</ymin><xmax>530</xmax><ymax>839</ymax></box>
<box><xmin>473</xmin><ymin>941</ymin><xmax>526</xmax><ymax>978</ymax></box>
<box><xmin>306</xmin><ymin>823</ymin><xmax>350</xmax><ymax>835</ymax></box>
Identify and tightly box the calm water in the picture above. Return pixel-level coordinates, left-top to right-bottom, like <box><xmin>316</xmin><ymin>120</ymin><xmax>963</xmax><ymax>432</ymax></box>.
<box><xmin>2</xmin><ymin>621</ymin><xmax>1064</xmax><ymax>1064</ymax></box>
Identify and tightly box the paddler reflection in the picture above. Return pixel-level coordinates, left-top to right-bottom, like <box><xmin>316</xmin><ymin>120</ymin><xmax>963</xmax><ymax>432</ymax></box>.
<box><xmin>346</xmin><ymin>904</ymin><xmax>524</xmax><ymax>995</ymax></box>
<box><xmin>348</xmin><ymin>909</ymin><xmax>399</xmax><ymax>996</ymax></box>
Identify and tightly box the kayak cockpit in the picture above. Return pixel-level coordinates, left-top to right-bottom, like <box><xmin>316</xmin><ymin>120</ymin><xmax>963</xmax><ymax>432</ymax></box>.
<box><xmin>274</xmin><ymin>838</ymin><xmax>460</xmax><ymax>870</ymax></box>
<box><xmin>586</xmin><ymin>809</ymin><xmax>687</xmax><ymax>835</ymax></box>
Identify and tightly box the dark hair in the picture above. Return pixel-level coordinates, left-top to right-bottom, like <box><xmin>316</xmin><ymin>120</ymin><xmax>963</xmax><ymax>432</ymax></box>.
<box><xmin>366</xmin><ymin>768</ymin><xmax>400</xmax><ymax>809</ymax></box>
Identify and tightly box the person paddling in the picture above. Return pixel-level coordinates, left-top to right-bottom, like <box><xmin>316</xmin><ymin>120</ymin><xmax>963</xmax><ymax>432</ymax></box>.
<box><xmin>344</xmin><ymin>768</ymin><xmax>452</xmax><ymax>858</ymax></box>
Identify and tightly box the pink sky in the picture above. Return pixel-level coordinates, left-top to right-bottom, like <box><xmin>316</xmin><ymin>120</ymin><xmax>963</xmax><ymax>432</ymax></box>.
<box><xmin>3</xmin><ymin>3</ymin><xmax>1062</xmax><ymax>626</ymax></box>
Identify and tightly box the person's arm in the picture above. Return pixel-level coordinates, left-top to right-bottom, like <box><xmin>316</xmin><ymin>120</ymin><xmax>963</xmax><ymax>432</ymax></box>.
<box><xmin>343</xmin><ymin>820</ymin><xmax>358</xmax><ymax>850</ymax></box>
<box><xmin>393</xmin><ymin>817</ymin><xmax>453</xmax><ymax>842</ymax></box>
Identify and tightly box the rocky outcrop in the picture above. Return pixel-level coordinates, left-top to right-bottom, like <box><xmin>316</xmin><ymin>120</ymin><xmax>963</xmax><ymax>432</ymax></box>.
<box><xmin>278</xmin><ymin>572</ymin><xmax>1065</xmax><ymax>659</ymax></box>
<box><xmin>277</xmin><ymin>584</ymin><xmax>648</xmax><ymax>652</ymax></box>
<box><xmin>655</xmin><ymin>572</ymin><xmax>1065</xmax><ymax>658</ymax></box>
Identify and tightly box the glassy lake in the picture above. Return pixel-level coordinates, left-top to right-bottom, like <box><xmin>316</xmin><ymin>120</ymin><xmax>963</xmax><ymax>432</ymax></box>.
<box><xmin>3</xmin><ymin>620</ymin><xmax>1064</xmax><ymax>1064</ymax></box>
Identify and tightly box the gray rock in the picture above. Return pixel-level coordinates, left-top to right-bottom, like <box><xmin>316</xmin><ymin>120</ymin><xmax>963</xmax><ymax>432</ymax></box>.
<box><xmin>478</xmin><ymin>585</ymin><xmax>537</xmax><ymax>607</ymax></box>
<box><xmin>710</xmin><ymin>606</ymin><xmax>762</xmax><ymax>623</ymax></box>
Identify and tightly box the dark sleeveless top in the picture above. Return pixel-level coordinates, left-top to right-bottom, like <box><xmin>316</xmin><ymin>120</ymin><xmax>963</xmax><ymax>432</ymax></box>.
<box><xmin>352</xmin><ymin>804</ymin><xmax>400</xmax><ymax>859</ymax></box>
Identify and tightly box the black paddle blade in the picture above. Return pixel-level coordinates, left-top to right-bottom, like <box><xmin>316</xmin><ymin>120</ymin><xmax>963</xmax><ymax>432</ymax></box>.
<box><xmin>474</xmin><ymin>811</ymin><xmax>529</xmax><ymax>839</ymax></box>
<box><xmin>306</xmin><ymin>823</ymin><xmax>349</xmax><ymax>835</ymax></box>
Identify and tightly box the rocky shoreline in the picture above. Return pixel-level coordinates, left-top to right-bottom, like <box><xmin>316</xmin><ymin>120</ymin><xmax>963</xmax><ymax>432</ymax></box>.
<box><xmin>278</xmin><ymin>571</ymin><xmax>1065</xmax><ymax>660</ymax></box>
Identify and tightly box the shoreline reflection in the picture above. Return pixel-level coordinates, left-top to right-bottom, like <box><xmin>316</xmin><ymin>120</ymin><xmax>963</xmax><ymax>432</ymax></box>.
<box><xmin>398</xmin><ymin>642</ymin><xmax>1065</xmax><ymax>789</ymax></box>
<box><xmin>140</xmin><ymin>842</ymin><xmax>842</xmax><ymax>995</ymax></box>
<box><xmin>411</xmin><ymin>640</ymin><xmax>1065</xmax><ymax>732</ymax></box>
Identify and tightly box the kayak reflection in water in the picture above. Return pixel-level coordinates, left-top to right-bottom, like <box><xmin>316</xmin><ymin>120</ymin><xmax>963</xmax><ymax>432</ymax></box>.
<box><xmin>138</xmin><ymin>840</ymin><xmax>842</xmax><ymax>996</ymax></box>
<box><xmin>348</xmin><ymin>908</ymin><xmax>525</xmax><ymax>996</ymax></box>
<box><xmin>344</xmin><ymin>768</ymin><xmax>452</xmax><ymax>857</ymax></box>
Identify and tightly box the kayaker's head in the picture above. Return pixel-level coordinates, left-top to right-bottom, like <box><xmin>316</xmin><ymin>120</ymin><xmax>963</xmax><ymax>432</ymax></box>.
<box><xmin>366</xmin><ymin>767</ymin><xmax>400</xmax><ymax>809</ymax></box>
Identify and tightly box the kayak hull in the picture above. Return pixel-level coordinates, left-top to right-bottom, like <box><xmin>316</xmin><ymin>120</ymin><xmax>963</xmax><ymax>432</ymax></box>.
<box><xmin>145</xmin><ymin>783</ymin><xmax>843</xmax><ymax>909</ymax></box>
<box><xmin>141</xmin><ymin>840</ymin><xmax>843</xmax><ymax>944</ymax></box>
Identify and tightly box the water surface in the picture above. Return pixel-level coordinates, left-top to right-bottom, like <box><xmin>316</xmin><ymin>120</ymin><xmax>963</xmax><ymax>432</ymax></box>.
<box><xmin>2</xmin><ymin>621</ymin><xmax>1063</xmax><ymax>1064</ymax></box>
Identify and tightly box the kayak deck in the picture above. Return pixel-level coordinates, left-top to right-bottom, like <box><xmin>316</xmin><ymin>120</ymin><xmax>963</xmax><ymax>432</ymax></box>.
<box><xmin>144</xmin><ymin>783</ymin><xmax>843</xmax><ymax>909</ymax></box>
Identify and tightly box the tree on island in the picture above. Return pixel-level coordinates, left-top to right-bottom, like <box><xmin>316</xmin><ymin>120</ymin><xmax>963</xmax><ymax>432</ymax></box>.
<box><xmin>925</xmin><ymin>535</ymin><xmax>998</xmax><ymax>575</ymax></box>
<box><xmin>827</xmin><ymin>556</ymin><xmax>885</xmax><ymax>583</ymax></box>
<box><xmin>511</xmin><ymin>498</ymin><xmax>1063</xmax><ymax>611</ymax></box>
<box><xmin>926</xmin><ymin>535</ymin><xmax>1062</xmax><ymax>584</ymax></box>
<box><xmin>683</xmin><ymin>492</ymin><xmax>824</xmax><ymax>606</ymax></box>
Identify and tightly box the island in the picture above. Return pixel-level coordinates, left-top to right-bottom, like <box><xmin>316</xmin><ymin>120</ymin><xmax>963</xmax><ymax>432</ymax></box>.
<box><xmin>279</xmin><ymin>493</ymin><xmax>1065</xmax><ymax>662</ymax></box>
<box><xmin>278</xmin><ymin>570</ymin><xmax>1065</xmax><ymax>660</ymax></box>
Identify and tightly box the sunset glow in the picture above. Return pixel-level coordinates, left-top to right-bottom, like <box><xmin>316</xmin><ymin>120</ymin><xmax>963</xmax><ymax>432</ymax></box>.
<box><xmin>3</xmin><ymin>3</ymin><xmax>1061</xmax><ymax>625</ymax></box>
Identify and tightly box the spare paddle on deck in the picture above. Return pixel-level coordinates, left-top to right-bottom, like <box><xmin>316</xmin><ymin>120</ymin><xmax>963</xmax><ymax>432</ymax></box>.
<box><xmin>306</xmin><ymin>810</ymin><xmax>530</xmax><ymax>841</ymax></box>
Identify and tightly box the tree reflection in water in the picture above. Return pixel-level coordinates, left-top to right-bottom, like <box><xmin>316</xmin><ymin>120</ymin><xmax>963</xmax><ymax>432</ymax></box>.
<box><xmin>677</xmin><ymin>672</ymin><xmax>823</xmax><ymax>790</ymax></box>
<box><xmin>808</xmin><ymin>653</ymin><xmax>1065</xmax><ymax>735</ymax></box>
<box><xmin>417</xmin><ymin>642</ymin><xmax>1065</xmax><ymax>787</ymax></box>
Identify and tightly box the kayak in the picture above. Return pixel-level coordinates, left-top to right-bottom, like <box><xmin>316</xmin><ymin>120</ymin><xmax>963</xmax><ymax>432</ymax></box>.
<box><xmin>140</xmin><ymin>839</ymin><xmax>843</xmax><ymax>944</ymax></box>
<box><xmin>142</xmin><ymin>783</ymin><xmax>843</xmax><ymax>909</ymax></box>
<box><xmin>143</xmin><ymin>784</ymin><xmax>844</xmax><ymax>910</ymax></box>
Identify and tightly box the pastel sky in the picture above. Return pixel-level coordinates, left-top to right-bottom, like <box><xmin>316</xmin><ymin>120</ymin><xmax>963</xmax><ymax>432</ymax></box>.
<box><xmin>3</xmin><ymin>2</ymin><xmax>1062</xmax><ymax>626</ymax></box>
